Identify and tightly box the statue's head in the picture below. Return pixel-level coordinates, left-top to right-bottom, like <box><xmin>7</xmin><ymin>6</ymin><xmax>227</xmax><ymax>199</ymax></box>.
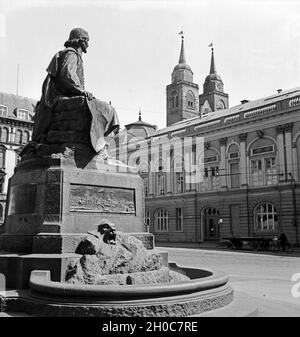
<box><xmin>64</xmin><ymin>28</ymin><xmax>89</xmax><ymax>53</ymax></box>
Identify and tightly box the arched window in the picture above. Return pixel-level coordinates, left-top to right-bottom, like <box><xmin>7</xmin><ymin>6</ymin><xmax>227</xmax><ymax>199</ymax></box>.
<box><xmin>155</xmin><ymin>209</ymin><xmax>169</xmax><ymax>232</ymax></box>
<box><xmin>200</xmin><ymin>149</ymin><xmax>220</xmax><ymax>191</ymax></box>
<box><xmin>1</xmin><ymin>127</ymin><xmax>9</xmax><ymax>143</ymax></box>
<box><xmin>216</xmin><ymin>100</ymin><xmax>225</xmax><ymax>110</ymax></box>
<box><xmin>15</xmin><ymin>130</ymin><xmax>22</xmax><ymax>144</ymax></box>
<box><xmin>171</xmin><ymin>91</ymin><xmax>178</xmax><ymax>109</ymax></box>
<box><xmin>254</xmin><ymin>203</ymin><xmax>278</xmax><ymax>231</ymax></box>
<box><xmin>186</xmin><ymin>91</ymin><xmax>195</xmax><ymax>109</ymax></box>
<box><xmin>250</xmin><ymin>138</ymin><xmax>277</xmax><ymax>186</ymax></box>
<box><xmin>23</xmin><ymin>131</ymin><xmax>30</xmax><ymax>144</ymax></box>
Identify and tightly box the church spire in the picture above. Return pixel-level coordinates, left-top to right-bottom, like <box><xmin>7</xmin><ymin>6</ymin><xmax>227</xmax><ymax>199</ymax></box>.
<box><xmin>199</xmin><ymin>43</ymin><xmax>229</xmax><ymax>116</ymax></box>
<box><xmin>179</xmin><ymin>35</ymin><xmax>186</xmax><ymax>64</ymax></box>
<box><xmin>171</xmin><ymin>32</ymin><xmax>193</xmax><ymax>84</ymax></box>
<box><xmin>209</xmin><ymin>45</ymin><xmax>216</xmax><ymax>74</ymax></box>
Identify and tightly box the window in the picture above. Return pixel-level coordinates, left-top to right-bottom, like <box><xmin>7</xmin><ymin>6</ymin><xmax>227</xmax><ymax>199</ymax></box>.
<box><xmin>0</xmin><ymin>105</ymin><xmax>8</xmax><ymax>117</ymax></box>
<box><xmin>0</xmin><ymin>173</ymin><xmax>4</xmax><ymax>194</ymax></box>
<box><xmin>144</xmin><ymin>211</ymin><xmax>151</xmax><ymax>228</ymax></box>
<box><xmin>157</xmin><ymin>174</ymin><xmax>165</xmax><ymax>195</ymax></box>
<box><xmin>175</xmin><ymin>172</ymin><xmax>184</xmax><ymax>193</ymax></box>
<box><xmin>171</xmin><ymin>91</ymin><xmax>178</xmax><ymax>109</ymax></box>
<box><xmin>228</xmin><ymin>144</ymin><xmax>240</xmax><ymax>189</ymax></box>
<box><xmin>251</xmin><ymin>159</ymin><xmax>263</xmax><ymax>186</ymax></box>
<box><xmin>249</xmin><ymin>139</ymin><xmax>277</xmax><ymax>187</ymax></box>
<box><xmin>0</xmin><ymin>128</ymin><xmax>9</xmax><ymax>143</ymax></box>
<box><xmin>186</xmin><ymin>91</ymin><xmax>195</xmax><ymax>109</ymax></box>
<box><xmin>265</xmin><ymin>157</ymin><xmax>277</xmax><ymax>185</ymax></box>
<box><xmin>216</xmin><ymin>100</ymin><xmax>225</xmax><ymax>110</ymax></box>
<box><xmin>0</xmin><ymin>204</ymin><xmax>3</xmax><ymax>221</ymax></box>
<box><xmin>17</xmin><ymin>109</ymin><xmax>29</xmax><ymax>120</ymax></box>
<box><xmin>23</xmin><ymin>131</ymin><xmax>30</xmax><ymax>144</ymax></box>
<box><xmin>15</xmin><ymin>130</ymin><xmax>22</xmax><ymax>144</ymax></box>
<box><xmin>0</xmin><ymin>147</ymin><xmax>5</xmax><ymax>168</ymax></box>
<box><xmin>155</xmin><ymin>209</ymin><xmax>169</xmax><ymax>232</ymax></box>
<box><xmin>251</xmin><ymin>157</ymin><xmax>277</xmax><ymax>186</ymax></box>
<box><xmin>254</xmin><ymin>203</ymin><xmax>278</xmax><ymax>231</ymax></box>
<box><xmin>143</xmin><ymin>177</ymin><xmax>149</xmax><ymax>197</ymax></box>
<box><xmin>230</xmin><ymin>162</ymin><xmax>240</xmax><ymax>188</ymax></box>
<box><xmin>200</xmin><ymin>165</ymin><xmax>220</xmax><ymax>191</ymax></box>
<box><xmin>200</xmin><ymin>150</ymin><xmax>220</xmax><ymax>191</ymax></box>
<box><xmin>176</xmin><ymin>208</ymin><xmax>183</xmax><ymax>231</ymax></box>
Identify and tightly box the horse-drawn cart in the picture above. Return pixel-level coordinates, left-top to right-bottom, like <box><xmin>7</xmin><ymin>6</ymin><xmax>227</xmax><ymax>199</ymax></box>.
<box><xmin>222</xmin><ymin>236</ymin><xmax>273</xmax><ymax>251</ymax></box>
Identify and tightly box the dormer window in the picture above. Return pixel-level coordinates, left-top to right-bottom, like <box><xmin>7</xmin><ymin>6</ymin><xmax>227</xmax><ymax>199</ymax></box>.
<box><xmin>17</xmin><ymin>109</ymin><xmax>29</xmax><ymax>120</ymax></box>
<box><xmin>0</xmin><ymin>105</ymin><xmax>8</xmax><ymax>117</ymax></box>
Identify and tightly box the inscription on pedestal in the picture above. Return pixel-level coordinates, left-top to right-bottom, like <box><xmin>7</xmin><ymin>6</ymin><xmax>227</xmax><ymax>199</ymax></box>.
<box><xmin>8</xmin><ymin>184</ymin><xmax>37</xmax><ymax>215</ymax></box>
<box><xmin>70</xmin><ymin>184</ymin><xmax>136</xmax><ymax>214</ymax></box>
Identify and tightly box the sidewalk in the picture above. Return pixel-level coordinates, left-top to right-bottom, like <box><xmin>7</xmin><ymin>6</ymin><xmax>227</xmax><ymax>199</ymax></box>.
<box><xmin>156</xmin><ymin>241</ymin><xmax>300</xmax><ymax>257</ymax></box>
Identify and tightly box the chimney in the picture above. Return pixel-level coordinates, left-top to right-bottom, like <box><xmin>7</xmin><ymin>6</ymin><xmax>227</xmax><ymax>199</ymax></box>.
<box><xmin>240</xmin><ymin>99</ymin><xmax>249</xmax><ymax>104</ymax></box>
<box><xmin>277</xmin><ymin>89</ymin><xmax>282</xmax><ymax>94</ymax></box>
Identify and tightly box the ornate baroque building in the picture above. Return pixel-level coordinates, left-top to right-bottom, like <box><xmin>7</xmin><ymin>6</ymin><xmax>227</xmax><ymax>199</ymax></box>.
<box><xmin>0</xmin><ymin>92</ymin><xmax>35</xmax><ymax>226</ymax></box>
<box><xmin>115</xmin><ymin>37</ymin><xmax>300</xmax><ymax>246</ymax></box>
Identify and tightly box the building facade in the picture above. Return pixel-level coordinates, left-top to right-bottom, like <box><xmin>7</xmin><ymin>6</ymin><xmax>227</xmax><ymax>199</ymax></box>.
<box><xmin>116</xmin><ymin>38</ymin><xmax>300</xmax><ymax>246</ymax></box>
<box><xmin>0</xmin><ymin>92</ymin><xmax>35</xmax><ymax>227</ymax></box>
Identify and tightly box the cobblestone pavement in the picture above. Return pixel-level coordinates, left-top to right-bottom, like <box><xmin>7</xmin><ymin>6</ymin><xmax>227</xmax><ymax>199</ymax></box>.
<box><xmin>158</xmin><ymin>246</ymin><xmax>300</xmax><ymax>316</ymax></box>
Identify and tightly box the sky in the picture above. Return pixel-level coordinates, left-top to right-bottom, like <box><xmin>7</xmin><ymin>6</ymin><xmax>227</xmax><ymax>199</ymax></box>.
<box><xmin>0</xmin><ymin>0</ymin><xmax>300</xmax><ymax>130</ymax></box>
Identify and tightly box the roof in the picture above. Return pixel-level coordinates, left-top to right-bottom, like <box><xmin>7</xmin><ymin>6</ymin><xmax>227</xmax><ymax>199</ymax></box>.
<box><xmin>124</xmin><ymin>118</ymin><xmax>157</xmax><ymax>139</ymax></box>
<box><xmin>0</xmin><ymin>92</ymin><xmax>37</xmax><ymax>121</ymax></box>
<box><xmin>154</xmin><ymin>87</ymin><xmax>300</xmax><ymax>136</ymax></box>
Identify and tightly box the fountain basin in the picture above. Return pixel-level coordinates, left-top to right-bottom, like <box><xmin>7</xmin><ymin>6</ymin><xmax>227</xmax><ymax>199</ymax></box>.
<box><xmin>6</xmin><ymin>263</ymin><xmax>234</xmax><ymax>317</ymax></box>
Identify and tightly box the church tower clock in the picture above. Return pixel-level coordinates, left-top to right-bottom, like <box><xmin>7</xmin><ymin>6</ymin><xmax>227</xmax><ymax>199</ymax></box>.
<box><xmin>166</xmin><ymin>34</ymin><xmax>199</xmax><ymax>126</ymax></box>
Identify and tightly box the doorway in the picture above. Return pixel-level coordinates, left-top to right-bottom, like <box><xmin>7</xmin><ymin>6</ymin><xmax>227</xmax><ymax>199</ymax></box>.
<box><xmin>203</xmin><ymin>207</ymin><xmax>220</xmax><ymax>241</ymax></box>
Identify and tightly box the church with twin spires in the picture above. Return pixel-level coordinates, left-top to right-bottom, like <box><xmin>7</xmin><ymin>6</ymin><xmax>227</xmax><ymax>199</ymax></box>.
<box><xmin>166</xmin><ymin>35</ymin><xmax>229</xmax><ymax>126</ymax></box>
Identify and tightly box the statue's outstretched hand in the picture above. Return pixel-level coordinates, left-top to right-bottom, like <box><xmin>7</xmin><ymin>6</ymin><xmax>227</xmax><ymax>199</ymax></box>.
<box><xmin>84</xmin><ymin>91</ymin><xmax>94</xmax><ymax>100</ymax></box>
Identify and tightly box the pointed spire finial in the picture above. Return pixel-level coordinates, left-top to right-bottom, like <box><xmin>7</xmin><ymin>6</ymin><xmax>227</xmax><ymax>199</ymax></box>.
<box><xmin>178</xmin><ymin>29</ymin><xmax>186</xmax><ymax>64</ymax></box>
<box><xmin>138</xmin><ymin>108</ymin><xmax>142</xmax><ymax>121</ymax></box>
<box><xmin>208</xmin><ymin>42</ymin><xmax>216</xmax><ymax>74</ymax></box>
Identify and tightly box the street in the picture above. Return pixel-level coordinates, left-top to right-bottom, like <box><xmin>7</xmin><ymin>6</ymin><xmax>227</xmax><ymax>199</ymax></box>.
<box><xmin>159</xmin><ymin>246</ymin><xmax>300</xmax><ymax>317</ymax></box>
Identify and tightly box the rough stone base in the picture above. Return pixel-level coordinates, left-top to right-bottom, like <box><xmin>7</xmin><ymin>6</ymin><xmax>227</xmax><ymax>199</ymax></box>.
<box><xmin>0</xmin><ymin>252</ymin><xmax>81</xmax><ymax>289</ymax></box>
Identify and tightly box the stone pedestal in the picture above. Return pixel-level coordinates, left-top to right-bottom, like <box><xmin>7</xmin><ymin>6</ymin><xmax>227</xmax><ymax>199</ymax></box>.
<box><xmin>0</xmin><ymin>148</ymin><xmax>152</xmax><ymax>288</ymax></box>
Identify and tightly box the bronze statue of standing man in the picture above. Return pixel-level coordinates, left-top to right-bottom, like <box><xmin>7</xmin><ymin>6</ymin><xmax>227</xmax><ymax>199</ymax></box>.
<box><xmin>32</xmin><ymin>28</ymin><xmax>119</xmax><ymax>154</ymax></box>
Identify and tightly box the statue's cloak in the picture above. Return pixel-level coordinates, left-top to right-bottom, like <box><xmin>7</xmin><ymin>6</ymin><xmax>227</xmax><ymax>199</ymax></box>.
<box><xmin>32</xmin><ymin>47</ymin><xmax>119</xmax><ymax>152</ymax></box>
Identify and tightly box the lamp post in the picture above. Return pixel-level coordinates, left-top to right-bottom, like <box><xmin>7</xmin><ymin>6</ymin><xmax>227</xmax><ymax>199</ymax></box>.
<box><xmin>288</xmin><ymin>172</ymin><xmax>298</xmax><ymax>246</ymax></box>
